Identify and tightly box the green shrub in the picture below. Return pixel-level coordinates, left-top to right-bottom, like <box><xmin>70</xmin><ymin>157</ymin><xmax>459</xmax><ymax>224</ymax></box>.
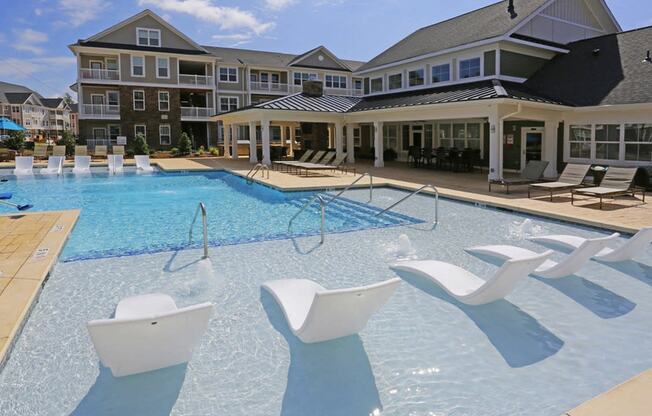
<box><xmin>4</xmin><ymin>131</ymin><xmax>26</xmax><ymax>152</ymax></box>
<box><xmin>209</xmin><ymin>146</ymin><xmax>219</xmax><ymax>156</ymax></box>
<box><xmin>170</xmin><ymin>147</ymin><xmax>179</xmax><ymax>157</ymax></box>
<box><xmin>177</xmin><ymin>132</ymin><xmax>192</xmax><ymax>156</ymax></box>
<box><xmin>131</xmin><ymin>133</ymin><xmax>150</xmax><ymax>155</ymax></box>
<box><xmin>58</xmin><ymin>131</ymin><xmax>76</xmax><ymax>156</ymax></box>
<box><xmin>197</xmin><ymin>145</ymin><xmax>205</xmax><ymax>156</ymax></box>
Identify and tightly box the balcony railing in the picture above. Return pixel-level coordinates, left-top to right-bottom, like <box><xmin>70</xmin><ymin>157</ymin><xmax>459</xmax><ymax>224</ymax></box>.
<box><xmin>81</xmin><ymin>104</ymin><xmax>120</xmax><ymax>119</ymax></box>
<box><xmin>178</xmin><ymin>74</ymin><xmax>213</xmax><ymax>87</ymax></box>
<box><xmin>181</xmin><ymin>107</ymin><xmax>215</xmax><ymax>119</ymax></box>
<box><xmin>79</xmin><ymin>68</ymin><xmax>120</xmax><ymax>81</ymax></box>
<box><xmin>250</xmin><ymin>81</ymin><xmax>289</xmax><ymax>94</ymax></box>
<box><xmin>286</xmin><ymin>84</ymin><xmax>363</xmax><ymax>97</ymax></box>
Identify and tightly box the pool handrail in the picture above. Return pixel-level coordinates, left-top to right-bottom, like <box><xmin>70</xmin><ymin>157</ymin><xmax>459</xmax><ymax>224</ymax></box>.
<box><xmin>189</xmin><ymin>202</ymin><xmax>209</xmax><ymax>259</ymax></box>
<box><xmin>246</xmin><ymin>163</ymin><xmax>269</xmax><ymax>183</ymax></box>
<box><xmin>376</xmin><ymin>184</ymin><xmax>439</xmax><ymax>226</ymax></box>
<box><xmin>288</xmin><ymin>193</ymin><xmax>327</xmax><ymax>244</ymax></box>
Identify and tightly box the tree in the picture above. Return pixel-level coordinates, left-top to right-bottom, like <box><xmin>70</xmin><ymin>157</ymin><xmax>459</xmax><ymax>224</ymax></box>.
<box><xmin>62</xmin><ymin>93</ymin><xmax>75</xmax><ymax>106</ymax></box>
<box><xmin>4</xmin><ymin>130</ymin><xmax>26</xmax><ymax>153</ymax></box>
<box><xmin>178</xmin><ymin>132</ymin><xmax>192</xmax><ymax>156</ymax></box>
<box><xmin>131</xmin><ymin>133</ymin><xmax>149</xmax><ymax>155</ymax></box>
<box><xmin>58</xmin><ymin>130</ymin><xmax>76</xmax><ymax>156</ymax></box>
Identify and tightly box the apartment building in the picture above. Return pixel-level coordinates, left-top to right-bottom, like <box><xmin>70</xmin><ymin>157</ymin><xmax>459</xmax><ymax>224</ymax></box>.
<box><xmin>0</xmin><ymin>81</ymin><xmax>73</xmax><ymax>140</ymax></box>
<box><xmin>69</xmin><ymin>10</ymin><xmax>363</xmax><ymax>150</ymax></box>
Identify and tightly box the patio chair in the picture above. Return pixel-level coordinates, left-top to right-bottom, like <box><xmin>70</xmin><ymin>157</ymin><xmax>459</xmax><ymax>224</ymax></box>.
<box><xmin>390</xmin><ymin>250</ymin><xmax>552</xmax><ymax>305</ymax></box>
<box><xmin>52</xmin><ymin>145</ymin><xmax>66</xmax><ymax>157</ymax></box>
<box><xmin>489</xmin><ymin>160</ymin><xmax>550</xmax><ymax>194</ymax></box>
<box><xmin>87</xmin><ymin>293</ymin><xmax>213</xmax><ymax>377</ymax></box>
<box><xmin>94</xmin><ymin>145</ymin><xmax>108</xmax><ymax>158</ymax></box>
<box><xmin>571</xmin><ymin>167</ymin><xmax>644</xmax><ymax>209</ymax></box>
<box><xmin>39</xmin><ymin>156</ymin><xmax>64</xmax><ymax>175</ymax></box>
<box><xmin>75</xmin><ymin>145</ymin><xmax>88</xmax><ymax>156</ymax></box>
<box><xmin>529</xmin><ymin>226</ymin><xmax>652</xmax><ymax>263</ymax></box>
<box><xmin>272</xmin><ymin>149</ymin><xmax>314</xmax><ymax>171</ymax></box>
<box><xmin>135</xmin><ymin>155</ymin><xmax>154</xmax><ymax>172</ymax></box>
<box><xmin>12</xmin><ymin>156</ymin><xmax>34</xmax><ymax>176</ymax></box>
<box><xmin>108</xmin><ymin>154</ymin><xmax>124</xmax><ymax>173</ymax></box>
<box><xmin>528</xmin><ymin>163</ymin><xmax>591</xmax><ymax>201</ymax></box>
<box><xmin>262</xmin><ymin>278</ymin><xmax>400</xmax><ymax>343</ymax></box>
<box><xmin>72</xmin><ymin>156</ymin><xmax>91</xmax><ymax>174</ymax></box>
<box><xmin>33</xmin><ymin>143</ymin><xmax>48</xmax><ymax>160</ymax></box>
<box><xmin>112</xmin><ymin>145</ymin><xmax>125</xmax><ymax>156</ymax></box>
<box><xmin>466</xmin><ymin>232</ymin><xmax>619</xmax><ymax>279</ymax></box>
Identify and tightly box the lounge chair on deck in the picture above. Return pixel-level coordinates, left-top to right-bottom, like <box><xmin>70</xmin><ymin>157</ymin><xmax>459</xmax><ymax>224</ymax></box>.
<box><xmin>466</xmin><ymin>233</ymin><xmax>619</xmax><ymax>278</ymax></box>
<box><xmin>108</xmin><ymin>154</ymin><xmax>123</xmax><ymax>173</ymax></box>
<box><xmin>112</xmin><ymin>145</ymin><xmax>125</xmax><ymax>156</ymax></box>
<box><xmin>72</xmin><ymin>156</ymin><xmax>91</xmax><ymax>174</ymax></box>
<box><xmin>528</xmin><ymin>163</ymin><xmax>591</xmax><ymax>201</ymax></box>
<box><xmin>262</xmin><ymin>278</ymin><xmax>400</xmax><ymax>343</ymax></box>
<box><xmin>39</xmin><ymin>156</ymin><xmax>64</xmax><ymax>175</ymax></box>
<box><xmin>135</xmin><ymin>155</ymin><xmax>154</xmax><ymax>172</ymax></box>
<box><xmin>272</xmin><ymin>149</ymin><xmax>314</xmax><ymax>171</ymax></box>
<box><xmin>13</xmin><ymin>156</ymin><xmax>34</xmax><ymax>176</ymax></box>
<box><xmin>390</xmin><ymin>251</ymin><xmax>552</xmax><ymax>305</ymax></box>
<box><xmin>75</xmin><ymin>145</ymin><xmax>88</xmax><ymax>156</ymax></box>
<box><xmin>87</xmin><ymin>293</ymin><xmax>212</xmax><ymax>377</ymax></box>
<box><xmin>52</xmin><ymin>145</ymin><xmax>66</xmax><ymax>157</ymax></box>
<box><xmin>94</xmin><ymin>145</ymin><xmax>108</xmax><ymax>158</ymax></box>
<box><xmin>529</xmin><ymin>226</ymin><xmax>652</xmax><ymax>263</ymax></box>
<box><xmin>33</xmin><ymin>143</ymin><xmax>48</xmax><ymax>160</ymax></box>
<box><xmin>295</xmin><ymin>153</ymin><xmax>351</xmax><ymax>176</ymax></box>
<box><xmin>275</xmin><ymin>150</ymin><xmax>330</xmax><ymax>174</ymax></box>
<box><xmin>489</xmin><ymin>160</ymin><xmax>549</xmax><ymax>193</ymax></box>
<box><xmin>571</xmin><ymin>167</ymin><xmax>644</xmax><ymax>209</ymax></box>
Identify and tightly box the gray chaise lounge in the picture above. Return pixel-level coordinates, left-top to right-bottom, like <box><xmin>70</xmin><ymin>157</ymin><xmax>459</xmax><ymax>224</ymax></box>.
<box><xmin>489</xmin><ymin>160</ymin><xmax>549</xmax><ymax>193</ymax></box>
<box><xmin>528</xmin><ymin>163</ymin><xmax>591</xmax><ymax>201</ymax></box>
<box><xmin>571</xmin><ymin>167</ymin><xmax>645</xmax><ymax>209</ymax></box>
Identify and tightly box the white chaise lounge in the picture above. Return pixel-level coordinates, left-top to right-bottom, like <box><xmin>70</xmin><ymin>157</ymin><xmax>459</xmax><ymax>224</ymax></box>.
<box><xmin>390</xmin><ymin>250</ymin><xmax>552</xmax><ymax>305</ymax></box>
<box><xmin>39</xmin><ymin>156</ymin><xmax>64</xmax><ymax>175</ymax></box>
<box><xmin>466</xmin><ymin>233</ymin><xmax>619</xmax><ymax>279</ymax></box>
<box><xmin>529</xmin><ymin>227</ymin><xmax>652</xmax><ymax>263</ymax></box>
<box><xmin>135</xmin><ymin>155</ymin><xmax>154</xmax><ymax>172</ymax></box>
<box><xmin>108</xmin><ymin>154</ymin><xmax>123</xmax><ymax>173</ymax></box>
<box><xmin>262</xmin><ymin>278</ymin><xmax>401</xmax><ymax>343</ymax></box>
<box><xmin>13</xmin><ymin>156</ymin><xmax>34</xmax><ymax>176</ymax></box>
<box><xmin>87</xmin><ymin>293</ymin><xmax>213</xmax><ymax>377</ymax></box>
<box><xmin>72</xmin><ymin>156</ymin><xmax>91</xmax><ymax>174</ymax></box>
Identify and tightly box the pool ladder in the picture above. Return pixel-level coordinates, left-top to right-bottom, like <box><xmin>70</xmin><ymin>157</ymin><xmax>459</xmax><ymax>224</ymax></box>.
<box><xmin>376</xmin><ymin>184</ymin><xmax>440</xmax><ymax>226</ymax></box>
<box><xmin>246</xmin><ymin>163</ymin><xmax>269</xmax><ymax>184</ymax></box>
<box><xmin>189</xmin><ymin>202</ymin><xmax>209</xmax><ymax>259</ymax></box>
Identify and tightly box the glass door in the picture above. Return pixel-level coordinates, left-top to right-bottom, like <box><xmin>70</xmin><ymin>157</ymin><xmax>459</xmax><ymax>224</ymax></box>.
<box><xmin>521</xmin><ymin>127</ymin><xmax>544</xmax><ymax>170</ymax></box>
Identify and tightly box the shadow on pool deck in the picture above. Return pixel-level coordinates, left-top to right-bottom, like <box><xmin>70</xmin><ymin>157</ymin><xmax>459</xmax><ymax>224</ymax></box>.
<box><xmin>260</xmin><ymin>290</ymin><xmax>383</xmax><ymax>416</ymax></box>
<box><xmin>395</xmin><ymin>271</ymin><xmax>564</xmax><ymax>368</ymax></box>
<box><xmin>70</xmin><ymin>363</ymin><xmax>187</xmax><ymax>416</ymax></box>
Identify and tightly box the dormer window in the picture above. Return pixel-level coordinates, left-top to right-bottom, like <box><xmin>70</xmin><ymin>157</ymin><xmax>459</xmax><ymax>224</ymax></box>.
<box><xmin>408</xmin><ymin>68</ymin><xmax>425</xmax><ymax>87</ymax></box>
<box><xmin>459</xmin><ymin>57</ymin><xmax>481</xmax><ymax>79</ymax></box>
<box><xmin>137</xmin><ymin>28</ymin><xmax>160</xmax><ymax>47</ymax></box>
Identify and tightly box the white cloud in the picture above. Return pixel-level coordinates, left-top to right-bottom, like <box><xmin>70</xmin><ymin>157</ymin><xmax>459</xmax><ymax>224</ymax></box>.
<box><xmin>11</xmin><ymin>29</ymin><xmax>48</xmax><ymax>55</ymax></box>
<box><xmin>212</xmin><ymin>33</ymin><xmax>253</xmax><ymax>46</ymax></box>
<box><xmin>58</xmin><ymin>0</ymin><xmax>108</xmax><ymax>27</ymax></box>
<box><xmin>264</xmin><ymin>0</ymin><xmax>297</xmax><ymax>11</ymax></box>
<box><xmin>0</xmin><ymin>56</ymin><xmax>76</xmax><ymax>78</ymax></box>
<box><xmin>138</xmin><ymin>0</ymin><xmax>275</xmax><ymax>35</ymax></box>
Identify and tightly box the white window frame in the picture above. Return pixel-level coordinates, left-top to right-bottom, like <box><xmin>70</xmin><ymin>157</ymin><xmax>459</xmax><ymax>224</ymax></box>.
<box><xmin>218</xmin><ymin>67</ymin><xmax>238</xmax><ymax>83</ymax></box>
<box><xmin>293</xmin><ymin>72</ymin><xmax>319</xmax><ymax>86</ymax></box>
<box><xmin>134</xmin><ymin>124</ymin><xmax>147</xmax><ymax>139</ymax></box>
<box><xmin>108</xmin><ymin>124</ymin><xmax>121</xmax><ymax>141</ymax></box>
<box><xmin>407</xmin><ymin>66</ymin><xmax>426</xmax><ymax>87</ymax></box>
<box><xmin>624</xmin><ymin>123</ymin><xmax>652</xmax><ymax>162</ymax></box>
<box><xmin>92</xmin><ymin>127</ymin><xmax>106</xmax><ymax>140</ymax></box>
<box><xmin>158</xmin><ymin>91</ymin><xmax>170</xmax><ymax>112</ymax></box>
<box><xmin>159</xmin><ymin>124</ymin><xmax>171</xmax><ymax>145</ymax></box>
<box><xmin>458</xmin><ymin>56</ymin><xmax>483</xmax><ymax>80</ymax></box>
<box><xmin>370</xmin><ymin>76</ymin><xmax>383</xmax><ymax>93</ymax></box>
<box><xmin>353</xmin><ymin>79</ymin><xmax>363</xmax><ymax>91</ymax></box>
<box><xmin>219</xmin><ymin>96</ymin><xmax>239</xmax><ymax>113</ymax></box>
<box><xmin>594</xmin><ymin>123</ymin><xmax>621</xmax><ymax>162</ymax></box>
<box><xmin>90</xmin><ymin>94</ymin><xmax>105</xmax><ymax>105</ymax></box>
<box><xmin>325</xmin><ymin>74</ymin><xmax>347</xmax><ymax>89</ymax></box>
<box><xmin>89</xmin><ymin>60</ymin><xmax>104</xmax><ymax>70</ymax></box>
<box><xmin>133</xmin><ymin>90</ymin><xmax>145</xmax><ymax>111</ymax></box>
<box><xmin>131</xmin><ymin>55</ymin><xmax>145</xmax><ymax>77</ymax></box>
<box><xmin>387</xmin><ymin>72</ymin><xmax>403</xmax><ymax>90</ymax></box>
<box><xmin>156</xmin><ymin>57</ymin><xmax>170</xmax><ymax>79</ymax></box>
<box><xmin>353</xmin><ymin>127</ymin><xmax>361</xmax><ymax>147</ymax></box>
<box><xmin>430</xmin><ymin>62</ymin><xmax>451</xmax><ymax>84</ymax></box>
<box><xmin>136</xmin><ymin>27</ymin><xmax>161</xmax><ymax>47</ymax></box>
<box><xmin>568</xmin><ymin>124</ymin><xmax>593</xmax><ymax>160</ymax></box>
<box><xmin>106</xmin><ymin>58</ymin><xmax>119</xmax><ymax>71</ymax></box>
<box><xmin>106</xmin><ymin>90</ymin><xmax>119</xmax><ymax>106</ymax></box>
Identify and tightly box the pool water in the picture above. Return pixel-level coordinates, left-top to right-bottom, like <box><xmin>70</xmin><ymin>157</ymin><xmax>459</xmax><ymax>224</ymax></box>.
<box><xmin>0</xmin><ymin>174</ymin><xmax>651</xmax><ymax>416</ymax></box>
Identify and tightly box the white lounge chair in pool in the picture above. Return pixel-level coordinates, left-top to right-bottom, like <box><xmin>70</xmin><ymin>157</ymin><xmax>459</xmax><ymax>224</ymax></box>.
<box><xmin>262</xmin><ymin>278</ymin><xmax>401</xmax><ymax>343</ymax></box>
<box><xmin>466</xmin><ymin>233</ymin><xmax>619</xmax><ymax>279</ymax></box>
<box><xmin>13</xmin><ymin>156</ymin><xmax>34</xmax><ymax>176</ymax></box>
<box><xmin>72</xmin><ymin>156</ymin><xmax>91</xmax><ymax>174</ymax></box>
<box><xmin>39</xmin><ymin>156</ymin><xmax>64</xmax><ymax>175</ymax></box>
<box><xmin>529</xmin><ymin>227</ymin><xmax>652</xmax><ymax>263</ymax></box>
<box><xmin>390</xmin><ymin>251</ymin><xmax>552</xmax><ymax>305</ymax></box>
<box><xmin>135</xmin><ymin>155</ymin><xmax>154</xmax><ymax>172</ymax></box>
<box><xmin>87</xmin><ymin>293</ymin><xmax>213</xmax><ymax>377</ymax></box>
<box><xmin>108</xmin><ymin>154</ymin><xmax>123</xmax><ymax>173</ymax></box>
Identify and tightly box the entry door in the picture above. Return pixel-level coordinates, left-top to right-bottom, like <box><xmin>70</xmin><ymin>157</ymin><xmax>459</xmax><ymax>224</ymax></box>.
<box><xmin>521</xmin><ymin>127</ymin><xmax>544</xmax><ymax>169</ymax></box>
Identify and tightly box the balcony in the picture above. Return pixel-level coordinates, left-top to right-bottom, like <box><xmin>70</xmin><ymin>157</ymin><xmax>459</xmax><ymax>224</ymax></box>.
<box><xmin>80</xmin><ymin>104</ymin><xmax>120</xmax><ymax>120</ymax></box>
<box><xmin>181</xmin><ymin>107</ymin><xmax>215</xmax><ymax>120</ymax></box>
<box><xmin>323</xmin><ymin>87</ymin><xmax>364</xmax><ymax>97</ymax></box>
<box><xmin>250</xmin><ymin>82</ymin><xmax>289</xmax><ymax>95</ymax></box>
<box><xmin>79</xmin><ymin>68</ymin><xmax>120</xmax><ymax>82</ymax></box>
<box><xmin>178</xmin><ymin>74</ymin><xmax>213</xmax><ymax>88</ymax></box>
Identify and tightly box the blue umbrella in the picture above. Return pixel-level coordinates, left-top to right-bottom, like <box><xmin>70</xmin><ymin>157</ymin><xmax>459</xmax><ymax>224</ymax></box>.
<box><xmin>0</xmin><ymin>118</ymin><xmax>26</xmax><ymax>131</ymax></box>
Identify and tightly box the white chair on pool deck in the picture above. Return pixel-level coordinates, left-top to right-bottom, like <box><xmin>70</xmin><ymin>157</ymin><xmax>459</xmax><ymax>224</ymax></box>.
<box><xmin>87</xmin><ymin>293</ymin><xmax>213</xmax><ymax>377</ymax></box>
<box><xmin>108</xmin><ymin>154</ymin><xmax>123</xmax><ymax>173</ymax></box>
<box><xmin>72</xmin><ymin>156</ymin><xmax>91</xmax><ymax>174</ymax></box>
<box><xmin>529</xmin><ymin>227</ymin><xmax>652</xmax><ymax>263</ymax></box>
<box><xmin>466</xmin><ymin>233</ymin><xmax>620</xmax><ymax>279</ymax></box>
<box><xmin>135</xmin><ymin>155</ymin><xmax>154</xmax><ymax>172</ymax></box>
<box><xmin>39</xmin><ymin>156</ymin><xmax>64</xmax><ymax>175</ymax></box>
<box><xmin>390</xmin><ymin>250</ymin><xmax>552</xmax><ymax>305</ymax></box>
<box><xmin>262</xmin><ymin>278</ymin><xmax>401</xmax><ymax>343</ymax></box>
<box><xmin>13</xmin><ymin>156</ymin><xmax>34</xmax><ymax>176</ymax></box>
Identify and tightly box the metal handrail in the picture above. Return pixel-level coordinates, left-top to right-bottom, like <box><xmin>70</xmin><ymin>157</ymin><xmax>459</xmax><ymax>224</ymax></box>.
<box><xmin>188</xmin><ymin>202</ymin><xmax>209</xmax><ymax>259</ymax></box>
<box><xmin>288</xmin><ymin>194</ymin><xmax>327</xmax><ymax>244</ymax></box>
<box><xmin>376</xmin><ymin>184</ymin><xmax>440</xmax><ymax>225</ymax></box>
<box><xmin>323</xmin><ymin>172</ymin><xmax>373</xmax><ymax>207</ymax></box>
<box><xmin>246</xmin><ymin>163</ymin><xmax>269</xmax><ymax>183</ymax></box>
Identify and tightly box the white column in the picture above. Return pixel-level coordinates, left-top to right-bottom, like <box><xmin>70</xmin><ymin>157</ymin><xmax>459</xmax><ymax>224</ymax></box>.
<box><xmin>224</xmin><ymin>123</ymin><xmax>231</xmax><ymax>158</ymax></box>
<box><xmin>231</xmin><ymin>124</ymin><xmax>239</xmax><ymax>159</ymax></box>
<box><xmin>261</xmin><ymin>119</ymin><xmax>271</xmax><ymax>165</ymax></box>
<box><xmin>374</xmin><ymin>121</ymin><xmax>384</xmax><ymax>168</ymax></box>
<box><xmin>289</xmin><ymin>126</ymin><xmax>295</xmax><ymax>158</ymax></box>
<box><xmin>334</xmin><ymin>121</ymin><xmax>344</xmax><ymax>160</ymax></box>
<box><xmin>280</xmin><ymin>124</ymin><xmax>286</xmax><ymax>156</ymax></box>
<box><xmin>488</xmin><ymin>108</ymin><xmax>502</xmax><ymax>181</ymax></box>
<box><xmin>346</xmin><ymin>124</ymin><xmax>355</xmax><ymax>163</ymax></box>
<box><xmin>249</xmin><ymin>121</ymin><xmax>258</xmax><ymax>163</ymax></box>
<box><xmin>543</xmin><ymin>120</ymin><xmax>559</xmax><ymax>178</ymax></box>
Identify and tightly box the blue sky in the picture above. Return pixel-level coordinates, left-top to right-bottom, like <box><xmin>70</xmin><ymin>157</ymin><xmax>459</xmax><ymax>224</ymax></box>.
<box><xmin>0</xmin><ymin>0</ymin><xmax>649</xmax><ymax>98</ymax></box>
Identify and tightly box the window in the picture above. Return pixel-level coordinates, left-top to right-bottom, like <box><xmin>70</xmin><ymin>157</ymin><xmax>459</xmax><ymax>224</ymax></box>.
<box><xmin>569</xmin><ymin>125</ymin><xmax>592</xmax><ymax>159</ymax></box>
<box><xmin>11</xmin><ymin>106</ymin><xmax>20</xmax><ymax>113</ymax></box>
<box><xmin>137</xmin><ymin>28</ymin><xmax>160</xmax><ymax>47</ymax></box>
<box><xmin>131</xmin><ymin>56</ymin><xmax>145</xmax><ymax>77</ymax></box>
<box><xmin>133</xmin><ymin>90</ymin><xmax>145</xmax><ymax>111</ymax></box>
<box><xmin>595</xmin><ymin>124</ymin><xmax>620</xmax><ymax>160</ymax></box>
<box><xmin>436</xmin><ymin>122</ymin><xmax>480</xmax><ymax>149</ymax></box>
<box><xmin>363</xmin><ymin>78</ymin><xmax>370</xmax><ymax>95</ymax></box>
<box><xmin>353</xmin><ymin>128</ymin><xmax>361</xmax><ymax>147</ymax></box>
<box><xmin>271</xmin><ymin>73</ymin><xmax>280</xmax><ymax>85</ymax></box>
<box><xmin>92</xmin><ymin>127</ymin><xmax>106</xmax><ymax>140</ymax></box>
<box><xmin>156</xmin><ymin>57</ymin><xmax>169</xmax><ymax>78</ymax></box>
<box><xmin>219</xmin><ymin>67</ymin><xmax>238</xmax><ymax>83</ymax></box>
<box><xmin>293</xmin><ymin>72</ymin><xmax>318</xmax><ymax>86</ymax></box>
<box><xmin>465</xmin><ymin>123</ymin><xmax>481</xmax><ymax>150</ymax></box>
<box><xmin>370</xmin><ymin>77</ymin><xmax>383</xmax><ymax>93</ymax></box>
<box><xmin>624</xmin><ymin>123</ymin><xmax>652</xmax><ymax>161</ymax></box>
<box><xmin>135</xmin><ymin>124</ymin><xmax>146</xmax><ymax>139</ymax></box>
<box><xmin>219</xmin><ymin>97</ymin><xmax>238</xmax><ymax>113</ymax></box>
<box><xmin>431</xmin><ymin>63</ymin><xmax>450</xmax><ymax>83</ymax></box>
<box><xmin>107</xmin><ymin>91</ymin><xmax>119</xmax><ymax>107</ymax></box>
<box><xmin>408</xmin><ymin>68</ymin><xmax>425</xmax><ymax>87</ymax></box>
<box><xmin>106</xmin><ymin>58</ymin><xmax>118</xmax><ymax>71</ymax></box>
<box><xmin>158</xmin><ymin>91</ymin><xmax>169</xmax><ymax>111</ymax></box>
<box><xmin>108</xmin><ymin>125</ymin><xmax>120</xmax><ymax>141</ymax></box>
<box><xmin>354</xmin><ymin>79</ymin><xmax>362</xmax><ymax>91</ymax></box>
<box><xmin>383</xmin><ymin>124</ymin><xmax>398</xmax><ymax>150</ymax></box>
<box><xmin>325</xmin><ymin>75</ymin><xmax>347</xmax><ymax>89</ymax></box>
<box><xmin>159</xmin><ymin>124</ymin><xmax>171</xmax><ymax>145</ymax></box>
<box><xmin>459</xmin><ymin>57</ymin><xmax>481</xmax><ymax>79</ymax></box>
<box><xmin>388</xmin><ymin>73</ymin><xmax>402</xmax><ymax>90</ymax></box>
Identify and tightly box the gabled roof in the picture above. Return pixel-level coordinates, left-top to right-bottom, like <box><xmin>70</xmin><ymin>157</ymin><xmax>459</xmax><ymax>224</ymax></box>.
<box><xmin>357</xmin><ymin>0</ymin><xmax>551</xmax><ymax>72</ymax></box>
<box><xmin>3</xmin><ymin>93</ymin><xmax>34</xmax><ymax>105</ymax></box>
<box><xmin>0</xmin><ymin>81</ymin><xmax>44</xmax><ymax>105</ymax></box>
<box><xmin>253</xmin><ymin>93</ymin><xmax>360</xmax><ymax>113</ymax></box>
<box><xmin>524</xmin><ymin>25</ymin><xmax>652</xmax><ymax>106</ymax></box>
<box><xmin>287</xmin><ymin>45</ymin><xmax>353</xmax><ymax>71</ymax></box>
<box><xmin>40</xmin><ymin>98</ymin><xmax>64</xmax><ymax>109</ymax></box>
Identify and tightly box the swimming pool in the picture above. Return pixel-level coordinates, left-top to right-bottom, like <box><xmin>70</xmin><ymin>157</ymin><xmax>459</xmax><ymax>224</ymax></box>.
<box><xmin>0</xmin><ymin>171</ymin><xmax>651</xmax><ymax>416</ymax></box>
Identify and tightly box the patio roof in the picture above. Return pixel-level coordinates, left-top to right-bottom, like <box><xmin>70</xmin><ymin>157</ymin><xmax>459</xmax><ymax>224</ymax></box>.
<box><xmin>248</xmin><ymin>93</ymin><xmax>361</xmax><ymax>113</ymax></box>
